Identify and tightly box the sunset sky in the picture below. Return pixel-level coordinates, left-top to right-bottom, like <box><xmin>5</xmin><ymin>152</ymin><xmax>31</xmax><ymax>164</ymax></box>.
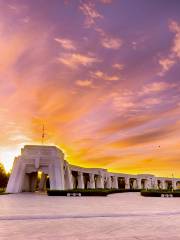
<box><xmin>0</xmin><ymin>0</ymin><xmax>180</xmax><ymax>177</ymax></box>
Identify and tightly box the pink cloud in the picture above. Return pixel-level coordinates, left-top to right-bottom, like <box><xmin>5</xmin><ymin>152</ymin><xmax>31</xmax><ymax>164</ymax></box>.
<box><xmin>92</xmin><ymin>71</ymin><xmax>120</xmax><ymax>81</ymax></box>
<box><xmin>101</xmin><ymin>36</ymin><xmax>123</xmax><ymax>49</ymax></box>
<box><xmin>79</xmin><ymin>2</ymin><xmax>103</xmax><ymax>27</ymax></box>
<box><xmin>54</xmin><ymin>37</ymin><xmax>76</xmax><ymax>50</ymax></box>
<box><xmin>158</xmin><ymin>20</ymin><xmax>180</xmax><ymax>75</ymax></box>
<box><xmin>140</xmin><ymin>82</ymin><xmax>173</xmax><ymax>95</ymax></box>
<box><xmin>158</xmin><ymin>58</ymin><xmax>175</xmax><ymax>76</ymax></box>
<box><xmin>57</xmin><ymin>53</ymin><xmax>100</xmax><ymax>69</ymax></box>
<box><xmin>169</xmin><ymin>20</ymin><xmax>180</xmax><ymax>57</ymax></box>
<box><xmin>113</xmin><ymin>63</ymin><xmax>124</xmax><ymax>70</ymax></box>
<box><xmin>99</xmin><ymin>0</ymin><xmax>113</xmax><ymax>4</ymax></box>
<box><xmin>95</xmin><ymin>27</ymin><xmax>123</xmax><ymax>50</ymax></box>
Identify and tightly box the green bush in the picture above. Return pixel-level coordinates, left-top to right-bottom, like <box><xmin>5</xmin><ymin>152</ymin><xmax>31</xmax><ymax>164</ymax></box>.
<box><xmin>0</xmin><ymin>188</ymin><xmax>8</xmax><ymax>195</ymax></box>
<box><xmin>0</xmin><ymin>188</ymin><xmax>5</xmax><ymax>193</ymax></box>
<box><xmin>141</xmin><ymin>189</ymin><xmax>180</xmax><ymax>197</ymax></box>
<box><xmin>47</xmin><ymin>188</ymin><xmax>141</xmax><ymax>196</ymax></box>
<box><xmin>0</xmin><ymin>164</ymin><xmax>9</xmax><ymax>188</ymax></box>
<box><xmin>105</xmin><ymin>189</ymin><xmax>141</xmax><ymax>194</ymax></box>
<box><xmin>47</xmin><ymin>189</ymin><xmax>109</xmax><ymax>196</ymax></box>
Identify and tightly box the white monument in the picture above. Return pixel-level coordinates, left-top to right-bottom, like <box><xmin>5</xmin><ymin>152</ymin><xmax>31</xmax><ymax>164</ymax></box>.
<box><xmin>6</xmin><ymin>145</ymin><xmax>65</xmax><ymax>193</ymax></box>
<box><xmin>6</xmin><ymin>145</ymin><xmax>180</xmax><ymax>193</ymax></box>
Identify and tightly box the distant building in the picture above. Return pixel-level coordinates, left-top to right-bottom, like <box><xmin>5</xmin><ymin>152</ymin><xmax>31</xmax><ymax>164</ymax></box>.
<box><xmin>6</xmin><ymin>145</ymin><xmax>180</xmax><ymax>193</ymax></box>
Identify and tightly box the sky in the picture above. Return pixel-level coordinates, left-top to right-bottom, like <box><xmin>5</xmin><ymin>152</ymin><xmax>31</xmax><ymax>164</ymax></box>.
<box><xmin>0</xmin><ymin>0</ymin><xmax>180</xmax><ymax>177</ymax></box>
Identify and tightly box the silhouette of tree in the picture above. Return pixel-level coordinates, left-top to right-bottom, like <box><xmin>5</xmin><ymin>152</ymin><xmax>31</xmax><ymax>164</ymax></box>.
<box><xmin>0</xmin><ymin>163</ymin><xmax>9</xmax><ymax>188</ymax></box>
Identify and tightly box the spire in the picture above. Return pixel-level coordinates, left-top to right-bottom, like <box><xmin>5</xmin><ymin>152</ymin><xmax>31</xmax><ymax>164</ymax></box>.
<box><xmin>42</xmin><ymin>124</ymin><xmax>45</xmax><ymax>145</ymax></box>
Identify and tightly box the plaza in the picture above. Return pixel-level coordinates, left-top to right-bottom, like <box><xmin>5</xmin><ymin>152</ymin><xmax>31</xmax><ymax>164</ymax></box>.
<box><xmin>0</xmin><ymin>192</ymin><xmax>180</xmax><ymax>239</ymax></box>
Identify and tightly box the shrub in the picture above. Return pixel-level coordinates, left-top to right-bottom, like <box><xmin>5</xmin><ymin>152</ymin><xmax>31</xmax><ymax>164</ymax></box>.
<box><xmin>47</xmin><ymin>188</ymin><xmax>141</xmax><ymax>196</ymax></box>
<box><xmin>141</xmin><ymin>189</ymin><xmax>180</xmax><ymax>197</ymax></box>
<box><xmin>0</xmin><ymin>164</ymin><xmax>9</xmax><ymax>188</ymax></box>
<box><xmin>47</xmin><ymin>189</ymin><xmax>109</xmax><ymax>196</ymax></box>
<box><xmin>0</xmin><ymin>188</ymin><xmax>5</xmax><ymax>193</ymax></box>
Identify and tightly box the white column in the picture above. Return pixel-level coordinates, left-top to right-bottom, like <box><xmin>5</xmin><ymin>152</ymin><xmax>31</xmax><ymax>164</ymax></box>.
<box><xmin>172</xmin><ymin>180</ymin><xmax>177</xmax><ymax>190</ymax></box>
<box><xmin>112</xmin><ymin>176</ymin><xmax>118</xmax><ymax>189</ymax></box>
<box><xmin>153</xmin><ymin>179</ymin><xmax>158</xmax><ymax>189</ymax></box>
<box><xmin>64</xmin><ymin>166</ymin><xmax>73</xmax><ymax>189</ymax></box>
<box><xmin>161</xmin><ymin>179</ymin><xmax>166</xmax><ymax>189</ymax></box>
<box><xmin>133</xmin><ymin>179</ymin><xmax>137</xmax><ymax>189</ymax></box>
<box><xmin>146</xmin><ymin>179</ymin><xmax>152</xmax><ymax>189</ymax></box>
<box><xmin>6</xmin><ymin>157</ymin><xmax>25</xmax><ymax>193</ymax></box>
<box><xmin>77</xmin><ymin>172</ymin><xmax>84</xmax><ymax>189</ymax></box>
<box><xmin>96</xmin><ymin>175</ymin><xmax>104</xmax><ymax>189</ymax></box>
<box><xmin>106</xmin><ymin>176</ymin><xmax>112</xmax><ymax>189</ymax></box>
<box><xmin>125</xmin><ymin>177</ymin><xmax>130</xmax><ymax>189</ymax></box>
<box><xmin>136</xmin><ymin>178</ymin><xmax>141</xmax><ymax>189</ymax></box>
<box><xmin>88</xmin><ymin>173</ymin><xmax>95</xmax><ymax>189</ymax></box>
<box><xmin>144</xmin><ymin>179</ymin><xmax>148</xmax><ymax>189</ymax></box>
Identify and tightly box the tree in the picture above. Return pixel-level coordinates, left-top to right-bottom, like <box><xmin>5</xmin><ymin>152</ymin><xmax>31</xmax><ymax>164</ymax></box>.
<box><xmin>0</xmin><ymin>163</ymin><xmax>9</xmax><ymax>188</ymax></box>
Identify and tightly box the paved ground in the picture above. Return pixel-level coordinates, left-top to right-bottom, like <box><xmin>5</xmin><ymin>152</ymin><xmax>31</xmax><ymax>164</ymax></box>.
<box><xmin>0</xmin><ymin>192</ymin><xmax>180</xmax><ymax>239</ymax></box>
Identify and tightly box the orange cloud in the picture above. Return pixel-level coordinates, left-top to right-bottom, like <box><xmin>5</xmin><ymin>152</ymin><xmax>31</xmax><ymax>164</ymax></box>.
<box><xmin>0</xmin><ymin>34</ymin><xmax>28</xmax><ymax>74</ymax></box>
<box><xmin>109</xmin><ymin>124</ymin><xmax>179</xmax><ymax>148</ymax></box>
<box><xmin>98</xmin><ymin>115</ymin><xmax>155</xmax><ymax>135</ymax></box>
<box><xmin>75</xmin><ymin>79</ymin><xmax>93</xmax><ymax>87</ymax></box>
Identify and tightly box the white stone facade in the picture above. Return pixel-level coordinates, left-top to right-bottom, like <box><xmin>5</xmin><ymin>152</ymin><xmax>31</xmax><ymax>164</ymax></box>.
<box><xmin>6</xmin><ymin>145</ymin><xmax>180</xmax><ymax>193</ymax></box>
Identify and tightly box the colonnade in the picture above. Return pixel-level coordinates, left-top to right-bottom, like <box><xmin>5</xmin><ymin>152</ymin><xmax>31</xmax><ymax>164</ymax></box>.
<box><xmin>38</xmin><ymin>167</ymin><xmax>180</xmax><ymax>191</ymax></box>
<box><xmin>6</xmin><ymin>145</ymin><xmax>180</xmax><ymax>193</ymax></box>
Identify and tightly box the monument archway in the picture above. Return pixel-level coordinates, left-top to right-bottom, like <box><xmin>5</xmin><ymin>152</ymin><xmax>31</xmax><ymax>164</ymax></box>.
<box><xmin>6</xmin><ymin>145</ymin><xmax>65</xmax><ymax>193</ymax></box>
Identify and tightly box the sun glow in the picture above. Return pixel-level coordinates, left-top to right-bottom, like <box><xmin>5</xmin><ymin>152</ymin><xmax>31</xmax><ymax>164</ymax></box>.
<box><xmin>0</xmin><ymin>148</ymin><xmax>21</xmax><ymax>172</ymax></box>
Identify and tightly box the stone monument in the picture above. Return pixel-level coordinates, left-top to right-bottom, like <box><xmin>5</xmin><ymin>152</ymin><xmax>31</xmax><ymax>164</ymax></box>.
<box><xmin>6</xmin><ymin>145</ymin><xmax>65</xmax><ymax>193</ymax></box>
